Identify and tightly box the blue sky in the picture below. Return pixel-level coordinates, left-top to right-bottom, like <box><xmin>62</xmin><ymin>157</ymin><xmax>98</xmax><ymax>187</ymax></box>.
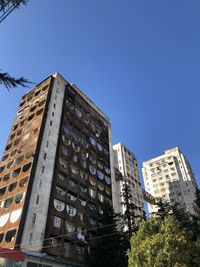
<box><xmin>0</xmin><ymin>0</ymin><xmax>200</xmax><ymax>186</ymax></box>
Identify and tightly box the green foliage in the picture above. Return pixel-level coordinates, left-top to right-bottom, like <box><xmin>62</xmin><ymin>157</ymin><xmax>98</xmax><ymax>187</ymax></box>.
<box><xmin>89</xmin><ymin>203</ymin><xmax>122</xmax><ymax>267</ymax></box>
<box><xmin>120</xmin><ymin>181</ymin><xmax>142</xmax><ymax>237</ymax></box>
<box><xmin>119</xmin><ymin>181</ymin><xmax>145</xmax><ymax>267</ymax></box>
<box><xmin>128</xmin><ymin>215</ymin><xmax>200</xmax><ymax>267</ymax></box>
<box><xmin>191</xmin><ymin>188</ymin><xmax>200</xmax><ymax>238</ymax></box>
<box><xmin>0</xmin><ymin>71</ymin><xmax>32</xmax><ymax>90</ymax></box>
<box><xmin>155</xmin><ymin>199</ymin><xmax>192</xmax><ymax>229</ymax></box>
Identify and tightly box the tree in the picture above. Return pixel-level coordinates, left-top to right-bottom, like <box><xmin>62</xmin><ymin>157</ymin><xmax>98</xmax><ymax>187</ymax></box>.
<box><xmin>120</xmin><ymin>181</ymin><xmax>142</xmax><ymax>237</ymax></box>
<box><xmin>0</xmin><ymin>0</ymin><xmax>28</xmax><ymax>23</ymax></box>
<box><xmin>0</xmin><ymin>1</ymin><xmax>30</xmax><ymax>90</ymax></box>
<box><xmin>89</xmin><ymin>203</ymin><xmax>122</xmax><ymax>267</ymax></box>
<box><xmin>118</xmin><ymin>181</ymin><xmax>145</xmax><ymax>267</ymax></box>
<box><xmin>156</xmin><ymin>199</ymin><xmax>192</xmax><ymax>230</ymax></box>
<box><xmin>0</xmin><ymin>71</ymin><xmax>31</xmax><ymax>90</ymax></box>
<box><xmin>190</xmin><ymin>188</ymin><xmax>200</xmax><ymax>239</ymax></box>
<box><xmin>128</xmin><ymin>215</ymin><xmax>200</xmax><ymax>267</ymax></box>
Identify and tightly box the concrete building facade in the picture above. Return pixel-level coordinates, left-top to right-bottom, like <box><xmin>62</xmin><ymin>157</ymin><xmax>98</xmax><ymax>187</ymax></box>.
<box><xmin>0</xmin><ymin>73</ymin><xmax>113</xmax><ymax>266</ymax></box>
<box><xmin>112</xmin><ymin>143</ymin><xmax>144</xmax><ymax>217</ymax></box>
<box><xmin>142</xmin><ymin>147</ymin><xmax>198</xmax><ymax>215</ymax></box>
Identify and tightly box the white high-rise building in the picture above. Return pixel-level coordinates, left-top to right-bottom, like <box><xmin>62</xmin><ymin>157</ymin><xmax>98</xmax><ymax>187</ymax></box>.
<box><xmin>112</xmin><ymin>143</ymin><xmax>144</xmax><ymax>217</ymax></box>
<box><xmin>142</xmin><ymin>147</ymin><xmax>198</xmax><ymax>215</ymax></box>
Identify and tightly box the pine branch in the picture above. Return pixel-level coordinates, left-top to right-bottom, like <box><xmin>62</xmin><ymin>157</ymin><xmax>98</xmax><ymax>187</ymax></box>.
<box><xmin>0</xmin><ymin>0</ymin><xmax>27</xmax><ymax>11</ymax></box>
<box><xmin>0</xmin><ymin>71</ymin><xmax>33</xmax><ymax>91</ymax></box>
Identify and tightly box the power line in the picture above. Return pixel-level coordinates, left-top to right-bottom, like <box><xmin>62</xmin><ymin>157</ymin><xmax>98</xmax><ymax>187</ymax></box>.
<box><xmin>0</xmin><ymin>222</ymin><xmax>119</xmax><ymax>254</ymax></box>
<box><xmin>25</xmin><ymin>231</ymin><xmax>120</xmax><ymax>252</ymax></box>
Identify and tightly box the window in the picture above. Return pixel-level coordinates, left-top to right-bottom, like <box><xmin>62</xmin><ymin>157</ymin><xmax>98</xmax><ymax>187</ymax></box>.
<box><xmin>0</xmin><ymin>165</ymin><xmax>5</xmax><ymax>173</ymax></box>
<box><xmin>5</xmin><ymin>229</ymin><xmax>17</xmax><ymax>243</ymax></box>
<box><xmin>98</xmin><ymin>193</ymin><xmax>104</xmax><ymax>203</ymax></box>
<box><xmin>73</xmin><ymin>155</ymin><xmax>78</xmax><ymax>163</ymax></box>
<box><xmin>90</xmin><ymin>153</ymin><xmax>96</xmax><ymax>164</ymax></box>
<box><xmin>26</xmin><ymin>150</ymin><xmax>34</xmax><ymax>159</ymax></box>
<box><xmin>4</xmin><ymin>197</ymin><xmax>14</xmax><ymax>208</ymax></box>
<box><xmin>75</xmin><ymin>108</ymin><xmax>82</xmax><ymax>118</ymax></box>
<box><xmin>89</xmin><ymin>165</ymin><xmax>96</xmax><ymax>175</ymax></box>
<box><xmin>36</xmin><ymin>108</ymin><xmax>43</xmax><ymax>116</ymax></box>
<box><xmin>89</xmin><ymin>188</ymin><xmax>96</xmax><ymax>198</ymax></box>
<box><xmin>98</xmin><ymin>183</ymin><xmax>104</xmax><ymax>191</ymax></box>
<box><xmin>56</xmin><ymin>186</ymin><xmax>65</xmax><ymax>196</ymax></box>
<box><xmin>67</xmin><ymin>191</ymin><xmax>77</xmax><ymax>201</ymax></box>
<box><xmin>3</xmin><ymin>173</ymin><xmax>10</xmax><ymax>182</ymax></box>
<box><xmin>0</xmin><ymin>213</ymin><xmax>9</xmax><ymax>227</ymax></box>
<box><xmin>18</xmin><ymin>144</ymin><xmax>26</xmax><ymax>153</ymax></box>
<box><xmin>0</xmin><ymin>187</ymin><xmax>7</xmax><ymax>197</ymax></box>
<box><xmin>29</xmin><ymin>233</ymin><xmax>33</xmax><ymax>243</ymax></box>
<box><xmin>10</xmin><ymin>149</ymin><xmax>17</xmax><ymax>157</ymax></box>
<box><xmin>36</xmin><ymin>195</ymin><xmax>39</xmax><ymax>204</ymax></box>
<box><xmin>105</xmin><ymin>167</ymin><xmax>111</xmax><ymax>175</ymax></box>
<box><xmin>44</xmin><ymin>153</ymin><xmax>47</xmax><ymax>160</ymax></box>
<box><xmin>16</xmin><ymin>155</ymin><xmax>24</xmax><ymax>164</ymax></box>
<box><xmin>97</xmin><ymin>170</ymin><xmax>104</xmax><ymax>180</ymax></box>
<box><xmin>30</xmin><ymin>105</ymin><xmax>37</xmax><ymax>113</ymax></box>
<box><xmin>17</xmin><ymin>129</ymin><xmax>22</xmax><ymax>136</ymax></box>
<box><xmin>28</xmin><ymin>114</ymin><xmax>35</xmax><ymax>121</ymax></box>
<box><xmin>80</xmin><ymin>185</ymin><xmax>87</xmax><ymax>193</ymax></box>
<box><xmin>54</xmin><ymin>199</ymin><xmax>65</xmax><ymax>212</ymax></box>
<box><xmin>79</xmin><ymin>198</ymin><xmax>86</xmax><ymax>206</ymax></box>
<box><xmin>32</xmin><ymin>213</ymin><xmax>36</xmax><ymax>224</ymax></box>
<box><xmin>22</xmin><ymin>133</ymin><xmax>30</xmax><ymax>141</ymax></box>
<box><xmin>22</xmin><ymin>162</ymin><xmax>32</xmax><ymax>172</ymax></box>
<box><xmin>54</xmin><ymin>216</ymin><xmax>61</xmax><ymax>228</ymax></box>
<box><xmin>19</xmin><ymin>176</ymin><xmax>28</xmax><ymax>187</ymax></box>
<box><xmin>5</xmin><ymin>143</ymin><xmax>12</xmax><ymax>151</ymax></box>
<box><xmin>90</xmin><ymin>137</ymin><xmax>96</xmax><ymax>146</ymax></box>
<box><xmin>89</xmin><ymin>176</ymin><xmax>96</xmax><ymax>186</ymax></box>
<box><xmin>81</xmin><ymin>160</ymin><xmax>87</xmax><ymax>169</ymax></box>
<box><xmin>66</xmin><ymin>205</ymin><xmax>77</xmax><ymax>217</ymax></box>
<box><xmin>32</xmin><ymin>128</ymin><xmax>38</xmax><ymax>135</ymax></box>
<box><xmin>78</xmin><ymin>213</ymin><xmax>83</xmax><ymax>221</ymax></box>
<box><xmin>58</xmin><ymin>173</ymin><xmax>65</xmax><ymax>182</ymax></box>
<box><xmin>8</xmin><ymin>182</ymin><xmax>17</xmax><ymax>192</ymax></box>
<box><xmin>65</xmin><ymin>221</ymin><xmax>75</xmax><ymax>233</ymax></box>
<box><xmin>59</xmin><ymin>158</ymin><xmax>68</xmax><ymax>169</ymax></box>
<box><xmin>70</xmin><ymin>164</ymin><xmax>78</xmax><ymax>175</ymax></box>
<box><xmin>50</xmin><ymin>120</ymin><xmax>53</xmax><ymax>126</ymax></box>
<box><xmin>7</xmin><ymin>160</ymin><xmax>14</xmax><ymax>169</ymax></box>
<box><xmin>2</xmin><ymin>154</ymin><xmax>9</xmax><ymax>161</ymax></box>
<box><xmin>105</xmin><ymin>176</ymin><xmax>111</xmax><ymax>185</ymax></box>
<box><xmin>89</xmin><ymin>218</ymin><xmax>97</xmax><ymax>226</ymax></box>
<box><xmin>0</xmin><ymin>233</ymin><xmax>4</xmax><ymax>243</ymax></box>
<box><xmin>38</xmin><ymin>180</ymin><xmax>42</xmax><ymax>188</ymax></box>
<box><xmin>15</xmin><ymin>192</ymin><xmax>24</xmax><ymax>204</ymax></box>
<box><xmin>72</xmin><ymin>142</ymin><xmax>80</xmax><ymax>153</ymax></box>
<box><xmin>42</xmin><ymin>166</ymin><xmax>45</xmax><ymax>174</ymax></box>
<box><xmin>97</xmin><ymin>143</ymin><xmax>103</xmax><ymax>152</ymax></box>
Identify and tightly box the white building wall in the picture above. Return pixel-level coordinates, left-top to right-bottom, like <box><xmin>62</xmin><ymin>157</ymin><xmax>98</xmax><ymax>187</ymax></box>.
<box><xmin>112</xmin><ymin>143</ymin><xmax>144</xmax><ymax>216</ymax></box>
<box><xmin>142</xmin><ymin>147</ymin><xmax>197</xmax><ymax>215</ymax></box>
<box><xmin>21</xmin><ymin>73</ymin><xmax>67</xmax><ymax>251</ymax></box>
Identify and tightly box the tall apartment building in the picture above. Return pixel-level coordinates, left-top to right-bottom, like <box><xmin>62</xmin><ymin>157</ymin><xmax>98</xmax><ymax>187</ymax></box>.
<box><xmin>112</xmin><ymin>143</ymin><xmax>144</xmax><ymax>217</ymax></box>
<box><xmin>0</xmin><ymin>73</ymin><xmax>113</xmax><ymax>266</ymax></box>
<box><xmin>142</xmin><ymin>147</ymin><xmax>198</xmax><ymax>215</ymax></box>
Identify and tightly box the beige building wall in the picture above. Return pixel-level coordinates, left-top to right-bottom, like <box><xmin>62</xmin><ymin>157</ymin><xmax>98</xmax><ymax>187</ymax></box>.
<box><xmin>113</xmin><ymin>143</ymin><xmax>144</xmax><ymax>217</ymax></box>
<box><xmin>142</xmin><ymin>147</ymin><xmax>198</xmax><ymax>215</ymax></box>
